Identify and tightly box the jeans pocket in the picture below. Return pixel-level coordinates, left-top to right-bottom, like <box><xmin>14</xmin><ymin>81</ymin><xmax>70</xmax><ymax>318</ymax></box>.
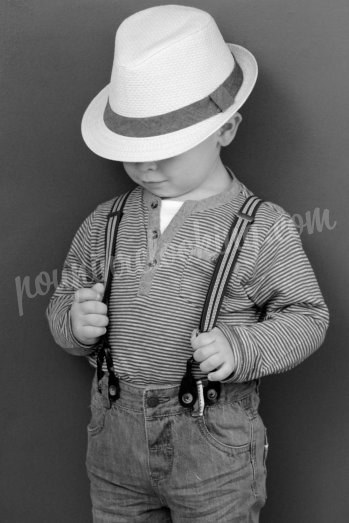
<box><xmin>87</xmin><ymin>398</ymin><xmax>108</xmax><ymax>437</ymax></box>
<box><xmin>198</xmin><ymin>399</ymin><xmax>252</xmax><ymax>456</ymax></box>
<box><xmin>87</xmin><ymin>376</ymin><xmax>110</xmax><ymax>437</ymax></box>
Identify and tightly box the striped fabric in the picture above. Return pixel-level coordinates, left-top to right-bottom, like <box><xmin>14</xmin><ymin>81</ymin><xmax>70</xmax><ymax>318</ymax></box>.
<box><xmin>46</xmin><ymin>174</ymin><xmax>329</xmax><ymax>385</ymax></box>
<box><xmin>199</xmin><ymin>195</ymin><xmax>262</xmax><ymax>334</ymax></box>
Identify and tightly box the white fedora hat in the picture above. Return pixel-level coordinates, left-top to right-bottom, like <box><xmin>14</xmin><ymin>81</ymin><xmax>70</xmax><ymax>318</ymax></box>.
<box><xmin>81</xmin><ymin>4</ymin><xmax>258</xmax><ymax>162</ymax></box>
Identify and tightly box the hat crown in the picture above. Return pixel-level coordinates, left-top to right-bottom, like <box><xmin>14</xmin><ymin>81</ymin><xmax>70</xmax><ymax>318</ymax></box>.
<box><xmin>116</xmin><ymin>5</ymin><xmax>209</xmax><ymax>67</ymax></box>
<box><xmin>109</xmin><ymin>5</ymin><xmax>235</xmax><ymax>117</ymax></box>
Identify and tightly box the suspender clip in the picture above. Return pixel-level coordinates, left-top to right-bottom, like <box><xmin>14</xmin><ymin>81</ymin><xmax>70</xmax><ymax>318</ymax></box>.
<box><xmin>108</xmin><ymin>372</ymin><xmax>120</xmax><ymax>402</ymax></box>
<box><xmin>107</xmin><ymin>210</ymin><xmax>123</xmax><ymax>219</ymax></box>
<box><xmin>179</xmin><ymin>357</ymin><xmax>198</xmax><ymax>408</ymax></box>
<box><xmin>237</xmin><ymin>211</ymin><xmax>254</xmax><ymax>222</ymax></box>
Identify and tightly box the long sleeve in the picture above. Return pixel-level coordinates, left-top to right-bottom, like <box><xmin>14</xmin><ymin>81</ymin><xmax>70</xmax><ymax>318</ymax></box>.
<box><xmin>217</xmin><ymin>213</ymin><xmax>329</xmax><ymax>382</ymax></box>
<box><xmin>45</xmin><ymin>209</ymin><xmax>103</xmax><ymax>356</ymax></box>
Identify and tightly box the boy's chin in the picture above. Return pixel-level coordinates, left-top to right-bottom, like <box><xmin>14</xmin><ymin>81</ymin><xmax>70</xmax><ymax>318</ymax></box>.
<box><xmin>143</xmin><ymin>185</ymin><xmax>179</xmax><ymax>199</ymax></box>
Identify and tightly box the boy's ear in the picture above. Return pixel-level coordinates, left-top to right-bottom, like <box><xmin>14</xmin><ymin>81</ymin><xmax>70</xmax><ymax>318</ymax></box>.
<box><xmin>217</xmin><ymin>112</ymin><xmax>242</xmax><ymax>147</ymax></box>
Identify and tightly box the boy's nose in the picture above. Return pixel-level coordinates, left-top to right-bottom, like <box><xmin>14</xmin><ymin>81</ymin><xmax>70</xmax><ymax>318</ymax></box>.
<box><xmin>137</xmin><ymin>161</ymin><xmax>157</xmax><ymax>172</ymax></box>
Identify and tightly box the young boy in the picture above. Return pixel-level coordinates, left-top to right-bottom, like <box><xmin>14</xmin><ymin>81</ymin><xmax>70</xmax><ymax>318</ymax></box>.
<box><xmin>46</xmin><ymin>5</ymin><xmax>329</xmax><ymax>522</ymax></box>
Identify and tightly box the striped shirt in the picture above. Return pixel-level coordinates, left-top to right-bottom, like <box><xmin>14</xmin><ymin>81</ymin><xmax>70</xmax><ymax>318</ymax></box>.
<box><xmin>46</xmin><ymin>173</ymin><xmax>329</xmax><ymax>385</ymax></box>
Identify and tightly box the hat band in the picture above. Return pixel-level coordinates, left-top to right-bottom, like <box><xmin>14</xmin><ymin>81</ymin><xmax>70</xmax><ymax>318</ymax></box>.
<box><xmin>103</xmin><ymin>57</ymin><xmax>243</xmax><ymax>138</ymax></box>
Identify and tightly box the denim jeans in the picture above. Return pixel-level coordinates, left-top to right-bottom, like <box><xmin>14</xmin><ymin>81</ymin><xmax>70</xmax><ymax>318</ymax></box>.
<box><xmin>86</xmin><ymin>374</ymin><xmax>268</xmax><ymax>522</ymax></box>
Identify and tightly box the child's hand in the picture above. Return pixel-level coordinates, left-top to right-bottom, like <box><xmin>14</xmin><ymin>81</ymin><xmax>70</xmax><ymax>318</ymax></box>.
<box><xmin>191</xmin><ymin>327</ymin><xmax>236</xmax><ymax>381</ymax></box>
<box><xmin>70</xmin><ymin>282</ymin><xmax>109</xmax><ymax>345</ymax></box>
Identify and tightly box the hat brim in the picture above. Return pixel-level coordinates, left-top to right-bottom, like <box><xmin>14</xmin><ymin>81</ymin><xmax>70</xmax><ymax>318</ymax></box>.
<box><xmin>81</xmin><ymin>44</ymin><xmax>257</xmax><ymax>162</ymax></box>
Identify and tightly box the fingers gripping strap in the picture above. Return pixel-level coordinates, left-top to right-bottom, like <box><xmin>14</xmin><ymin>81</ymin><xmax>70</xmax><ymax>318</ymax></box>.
<box><xmin>199</xmin><ymin>195</ymin><xmax>263</xmax><ymax>333</ymax></box>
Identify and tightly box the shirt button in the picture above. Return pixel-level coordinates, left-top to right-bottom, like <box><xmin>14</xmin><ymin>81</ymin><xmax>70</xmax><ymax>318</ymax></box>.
<box><xmin>151</xmin><ymin>201</ymin><xmax>158</xmax><ymax>209</ymax></box>
<box><xmin>148</xmin><ymin>259</ymin><xmax>157</xmax><ymax>268</ymax></box>
<box><xmin>147</xmin><ymin>396</ymin><xmax>159</xmax><ymax>408</ymax></box>
<box><xmin>152</xmin><ymin>230</ymin><xmax>159</xmax><ymax>239</ymax></box>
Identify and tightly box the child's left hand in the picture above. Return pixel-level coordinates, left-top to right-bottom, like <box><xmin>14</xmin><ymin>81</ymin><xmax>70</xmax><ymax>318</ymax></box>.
<box><xmin>191</xmin><ymin>327</ymin><xmax>236</xmax><ymax>381</ymax></box>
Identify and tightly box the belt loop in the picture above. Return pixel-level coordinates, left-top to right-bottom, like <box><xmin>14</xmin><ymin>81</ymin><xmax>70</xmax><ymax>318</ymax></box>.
<box><xmin>191</xmin><ymin>380</ymin><xmax>205</xmax><ymax>418</ymax></box>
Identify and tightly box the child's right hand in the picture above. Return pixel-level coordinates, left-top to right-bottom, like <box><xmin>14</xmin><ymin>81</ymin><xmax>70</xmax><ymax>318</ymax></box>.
<box><xmin>70</xmin><ymin>282</ymin><xmax>109</xmax><ymax>345</ymax></box>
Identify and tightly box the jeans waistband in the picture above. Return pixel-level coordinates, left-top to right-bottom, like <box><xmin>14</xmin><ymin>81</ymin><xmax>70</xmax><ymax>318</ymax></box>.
<box><xmin>95</xmin><ymin>373</ymin><xmax>259</xmax><ymax>415</ymax></box>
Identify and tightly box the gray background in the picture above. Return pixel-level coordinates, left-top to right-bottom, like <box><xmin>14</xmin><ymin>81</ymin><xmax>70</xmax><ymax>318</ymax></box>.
<box><xmin>1</xmin><ymin>0</ymin><xmax>348</xmax><ymax>521</ymax></box>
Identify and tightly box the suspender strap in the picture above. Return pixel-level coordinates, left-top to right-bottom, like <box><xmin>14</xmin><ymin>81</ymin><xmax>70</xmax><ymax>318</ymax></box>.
<box><xmin>199</xmin><ymin>195</ymin><xmax>263</xmax><ymax>333</ymax></box>
<box><xmin>103</xmin><ymin>191</ymin><xmax>131</xmax><ymax>307</ymax></box>
<box><xmin>179</xmin><ymin>195</ymin><xmax>263</xmax><ymax>408</ymax></box>
<box><xmin>96</xmin><ymin>191</ymin><xmax>262</xmax><ymax>406</ymax></box>
<box><xmin>96</xmin><ymin>191</ymin><xmax>131</xmax><ymax>401</ymax></box>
